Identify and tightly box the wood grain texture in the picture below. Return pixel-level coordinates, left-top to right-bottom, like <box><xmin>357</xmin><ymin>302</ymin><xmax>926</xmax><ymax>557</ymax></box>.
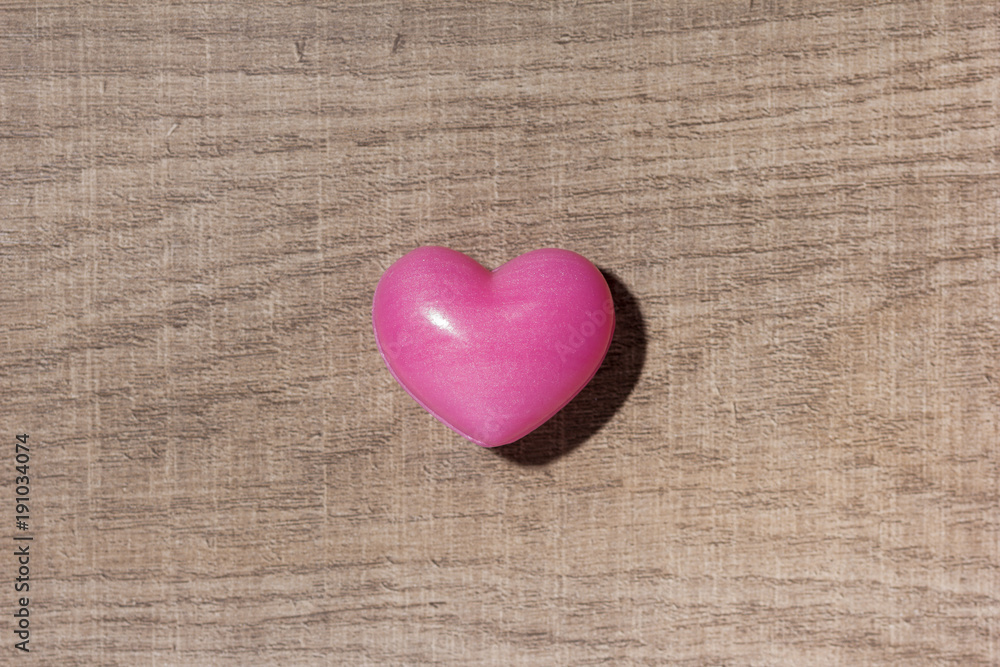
<box><xmin>2</xmin><ymin>1</ymin><xmax>998</xmax><ymax>664</ymax></box>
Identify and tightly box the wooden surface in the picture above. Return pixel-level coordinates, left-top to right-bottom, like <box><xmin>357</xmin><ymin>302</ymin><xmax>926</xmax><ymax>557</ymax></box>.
<box><xmin>3</xmin><ymin>1</ymin><xmax>999</xmax><ymax>664</ymax></box>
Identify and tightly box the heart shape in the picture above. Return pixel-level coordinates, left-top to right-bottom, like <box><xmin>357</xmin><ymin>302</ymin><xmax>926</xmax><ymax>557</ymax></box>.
<box><xmin>372</xmin><ymin>247</ymin><xmax>615</xmax><ymax>447</ymax></box>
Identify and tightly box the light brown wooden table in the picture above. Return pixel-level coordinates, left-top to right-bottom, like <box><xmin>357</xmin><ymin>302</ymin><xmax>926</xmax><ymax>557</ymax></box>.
<box><xmin>3</xmin><ymin>1</ymin><xmax>998</xmax><ymax>664</ymax></box>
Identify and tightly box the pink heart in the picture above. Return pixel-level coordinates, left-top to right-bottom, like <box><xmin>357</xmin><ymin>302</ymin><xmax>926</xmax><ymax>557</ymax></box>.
<box><xmin>372</xmin><ymin>247</ymin><xmax>615</xmax><ymax>447</ymax></box>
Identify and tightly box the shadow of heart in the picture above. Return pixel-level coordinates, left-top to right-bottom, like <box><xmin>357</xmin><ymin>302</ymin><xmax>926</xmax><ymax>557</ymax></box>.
<box><xmin>493</xmin><ymin>269</ymin><xmax>647</xmax><ymax>466</ymax></box>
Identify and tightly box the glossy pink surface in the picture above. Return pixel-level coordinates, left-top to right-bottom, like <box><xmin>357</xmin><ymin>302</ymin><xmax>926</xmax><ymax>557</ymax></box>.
<box><xmin>372</xmin><ymin>247</ymin><xmax>615</xmax><ymax>447</ymax></box>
